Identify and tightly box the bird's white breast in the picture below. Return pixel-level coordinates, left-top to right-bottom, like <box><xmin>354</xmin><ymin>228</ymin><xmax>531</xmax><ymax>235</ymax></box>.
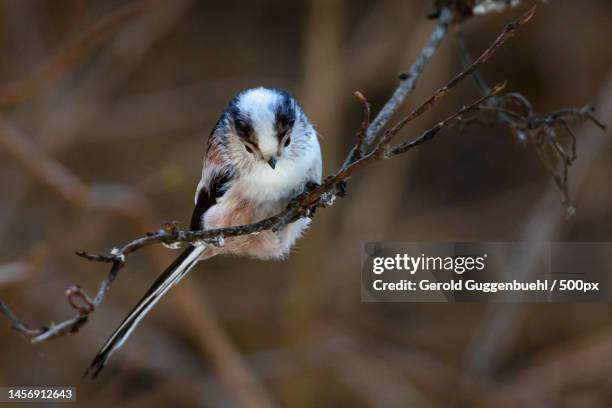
<box><xmin>239</xmin><ymin>144</ymin><xmax>319</xmax><ymax>204</ymax></box>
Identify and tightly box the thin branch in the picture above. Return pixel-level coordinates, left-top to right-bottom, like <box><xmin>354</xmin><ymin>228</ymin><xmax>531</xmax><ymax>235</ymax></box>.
<box><xmin>453</xmin><ymin>10</ymin><xmax>606</xmax><ymax>215</ymax></box>
<box><xmin>379</xmin><ymin>5</ymin><xmax>535</xmax><ymax>148</ymax></box>
<box><xmin>0</xmin><ymin>300</ymin><xmax>46</xmax><ymax>338</ymax></box>
<box><xmin>342</xmin><ymin>6</ymin><xmax>454</xmax><ymax>169</ymax></box>
<box><xmin>350</xmin><ymin>91</ymin><xmax>371</xmax><ymax>162</ymax></box>
<box><xmin>454</xmin><ymin>26</ymin><xmax>491</xmax><ymax>94</ymax></box>
<box><xmin>388</xmin><ymin>81</ymin><xmax>506</xmax><ymax>156</ymax></box>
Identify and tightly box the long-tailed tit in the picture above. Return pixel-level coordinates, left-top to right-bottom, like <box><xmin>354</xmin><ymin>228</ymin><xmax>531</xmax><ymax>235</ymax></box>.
<box><xmin>87</xmin><ymin>87</ymin><xmax>322</xmax><ymax>377</ymax></box>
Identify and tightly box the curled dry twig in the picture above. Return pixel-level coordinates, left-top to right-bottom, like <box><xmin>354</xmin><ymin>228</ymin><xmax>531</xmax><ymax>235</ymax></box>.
<box><xmin>454</xmin><ymin>20</ymin><xmax>606</xmax><ymax>216</ymax></box>
<box><xmin>475</xmin><ymin>101</ymin><xmax>605</xmax><ymax>215</ymax></box>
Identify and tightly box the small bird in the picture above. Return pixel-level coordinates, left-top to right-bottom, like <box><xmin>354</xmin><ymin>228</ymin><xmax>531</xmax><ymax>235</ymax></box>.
<box><xmin>87</xmin><ymin>87</ymin><xmax>322</xmax><ymax>377</ymax></box>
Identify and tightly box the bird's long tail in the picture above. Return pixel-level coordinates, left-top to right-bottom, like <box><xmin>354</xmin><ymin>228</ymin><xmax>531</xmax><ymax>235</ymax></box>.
<box><xmin>86</xmin><ymin>244</ymin><xmax>209</xmax><ymax>378</ymax></box>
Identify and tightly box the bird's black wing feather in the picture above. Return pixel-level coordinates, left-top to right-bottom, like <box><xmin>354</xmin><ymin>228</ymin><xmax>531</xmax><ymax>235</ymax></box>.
<box><xmin>86</xmin><ymin>170</ymin><xmax>234</xmax><ymax>379</ymax></box>
<box><xmin>190</xmin><ymin>170</ymin><xmax>234</xmax><ymax>230</ymax></box>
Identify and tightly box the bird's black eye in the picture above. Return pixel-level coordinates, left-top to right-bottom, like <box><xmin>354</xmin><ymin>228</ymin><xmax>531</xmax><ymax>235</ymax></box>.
<box><xmin>244</xmin><ymin>144</ymin><xmax>254</xmax><ymax>154</ymax></box>
<box><xmin>235</xmin><ymin>118</ymin><xmax>252</xmax><ymax>138</ymax></box>
<box><xmin>284</xmin><ymin>137</ymin><xmax>291</xmax><ymax>147</ymax></box>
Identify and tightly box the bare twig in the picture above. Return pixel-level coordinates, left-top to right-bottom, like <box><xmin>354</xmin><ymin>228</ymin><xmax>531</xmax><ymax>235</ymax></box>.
<box><xmin>388</xmin><ymin>81</ymin><xmax>506</xmax><ymax>156</ymax></box>
<box><xmin>0</xmin><ymin>300</ymin><xmax>46</xmax><ymax>338</ymax></box>
<box><xmin>481</xmin><ymin>103</ymin><xmax>604</xmax><ymax>215</ymax></box>
<box><xmin>342</xmin><ymin>6</ymin><xmax>454</xmax><ymax>169</ymax></box>
<box><xmin>379</xmin><ymin>5</ymin><xmax>534</xmax><ymax>148</ymax></box>
<box><xmin>351</xmin><ymin>91</ymin><xmax>371</xmax><ymax>162</ymax></box>
<box><xmin>453</xmin><ymin>21</ymin><xmax>606</xmax><ymax>215</ymax></box>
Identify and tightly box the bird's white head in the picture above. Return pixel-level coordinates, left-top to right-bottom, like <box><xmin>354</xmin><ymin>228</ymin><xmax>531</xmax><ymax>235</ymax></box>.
<box><xmin>218</xmin><ymin>87</ymin><xmax>313</xmax><ymax>171</ymax></box>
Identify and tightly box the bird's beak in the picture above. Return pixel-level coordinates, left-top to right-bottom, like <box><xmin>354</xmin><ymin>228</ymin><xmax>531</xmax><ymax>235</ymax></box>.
<box><xmin>267</xmin><ymin>156</ymin><xmax>277</xmax><ymax>169</ymax></box>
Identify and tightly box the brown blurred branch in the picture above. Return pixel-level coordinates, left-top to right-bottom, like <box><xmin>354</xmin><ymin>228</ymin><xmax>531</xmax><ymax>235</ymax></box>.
<box><xmin>0</xmin><ymin>116</ymin><xmax>158</xmax><ymax>223</ymax></box>
<box><xmin>0</xmin><ymin>1</ymin><xmax>148</xmax><ymax>108</ymax></box>
<box><xmin>0</xmin><ymin>261</ymin><xmax>33</xmax><ymax>287</ymax></box>
<box><xmin>0</xmin><ymin>0</ymin><xmax>194</xmax><ymax>240</ymax></box>
<box><xmin>482</xmin><ymin>328</ymin><xmax>612</xmax><ymax>407</ymax></box>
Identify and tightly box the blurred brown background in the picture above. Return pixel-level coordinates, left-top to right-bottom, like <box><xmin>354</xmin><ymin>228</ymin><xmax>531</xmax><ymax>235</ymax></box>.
<box><xmin>1</xmin><ymin>1</ymin><xmax>611</xmax><ymax>407</ymax></box>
